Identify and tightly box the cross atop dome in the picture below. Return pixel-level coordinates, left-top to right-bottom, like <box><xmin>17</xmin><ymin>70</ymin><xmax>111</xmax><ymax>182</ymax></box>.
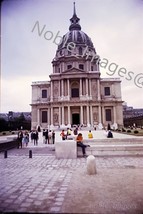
<box><xmin>69</xmin><ymin>2</ymin><xmax>81</xmax><ymax>31</ymax></box>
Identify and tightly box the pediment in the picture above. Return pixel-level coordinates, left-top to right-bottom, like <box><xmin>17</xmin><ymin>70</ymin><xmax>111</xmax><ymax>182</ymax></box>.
<box><xmin>63</xmin><ymin>67</ymin><xmax>84</xmax><ymax>74</ymax></box>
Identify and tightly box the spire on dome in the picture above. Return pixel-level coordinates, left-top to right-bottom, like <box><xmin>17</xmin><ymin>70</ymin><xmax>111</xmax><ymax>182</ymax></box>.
<box><xmin>73</xmin><ymin>1</ymin><xmax>76</xmax><ymax>15</ymax></box>
<box><xmin>69</xmin><ymin>2</ymin><xmax>81</xmax><ymax>31</ymax></box>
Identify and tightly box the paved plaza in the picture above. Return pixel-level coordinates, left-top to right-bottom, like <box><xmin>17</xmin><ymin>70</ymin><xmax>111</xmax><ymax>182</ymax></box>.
<box><xmin>0</xmin><ymin>130</ymin><xmax>143</xmax><ymax>213</ymax></box>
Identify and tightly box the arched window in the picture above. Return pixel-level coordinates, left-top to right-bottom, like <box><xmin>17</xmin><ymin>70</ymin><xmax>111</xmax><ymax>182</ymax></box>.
<box><xmin>79</xmin><ymin>47</ymin><xmax>82</xmax><ymax>55</ymax></box>
<box><xmin>71</xmin><ymin>82</ymin><xmax>79</xmax><ymax>98</ymax></box>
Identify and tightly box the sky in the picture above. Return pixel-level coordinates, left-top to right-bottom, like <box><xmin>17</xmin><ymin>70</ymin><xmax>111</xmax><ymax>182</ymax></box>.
<box><xmin>1</xmin><ymin>0</ymin><xmax>143</xmax><ymax>113</ymax></box>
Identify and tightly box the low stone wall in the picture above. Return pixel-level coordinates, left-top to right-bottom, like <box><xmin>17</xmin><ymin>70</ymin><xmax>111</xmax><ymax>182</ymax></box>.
<box><xmin>55</xmin><ymin>140</ymin><xmax>77</xmax><ymax>159</ymax></box>
<box><xmin>0</xmin><ymin>139</ymin><xmax>18</xmax><ymax>152</ymax></box>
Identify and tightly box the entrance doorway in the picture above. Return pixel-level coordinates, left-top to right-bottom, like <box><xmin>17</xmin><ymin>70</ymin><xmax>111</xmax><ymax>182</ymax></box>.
<box><xmin>72</xmin><ymin>113</ymin><xmax>80</xmax><ymax>125</ymax></box>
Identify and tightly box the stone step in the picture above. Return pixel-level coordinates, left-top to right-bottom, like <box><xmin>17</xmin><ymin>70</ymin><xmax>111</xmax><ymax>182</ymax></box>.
<box><xmin>77</xmin><ymin>143</ymin><xmax>143</xmax><ymax>156</ymax></box>
<box><xmin>83</xmin><ymin>138</ymin><xmax>143</xmax><ymax>144</ymax></box>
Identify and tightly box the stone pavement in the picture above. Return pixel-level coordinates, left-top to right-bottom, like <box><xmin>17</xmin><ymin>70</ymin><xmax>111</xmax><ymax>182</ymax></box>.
<box><xmin>0</xmin><ymin>130</ymin><xmax>143</xmax><ymax>213</ymax></box>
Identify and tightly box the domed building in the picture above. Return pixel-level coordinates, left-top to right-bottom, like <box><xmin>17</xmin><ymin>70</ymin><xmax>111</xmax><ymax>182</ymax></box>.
<box><xmin>31</xmin><ymin>3</ymin><xmax>123</xmax><ymax>130</ymax></box>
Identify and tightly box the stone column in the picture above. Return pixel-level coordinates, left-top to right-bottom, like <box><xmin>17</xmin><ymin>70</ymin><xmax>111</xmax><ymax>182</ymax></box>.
<box><xmin>98</xmin><ymin>105</ymin><xmax>103</xmax><ymax>129</ymax></box>
<box><xmin>59</xmin><ymin>80</ymin><xmax>61</xmax><ymax>97</ymax></box>
<box><xmin>62</xmin><ymin>62</ymin><xmax>65</xmax><ymax>72</ymax></box>
<box><xmin>50</xmin><ymin>81</ymin><xmax>53</xmax><ymax>101</ymax></box>
<box><xmin>80</xmin><ymin>78</ymin><xmax>82</xmax><ymax>97</ymax></box>
<box><xmin>59</xmin><ymin>107</ymin><xmax>61</xmax><ymax>126</ymax></box>
<box><xmin>80</xmin><ymin>105</ymin><xmax>83</xmax><ymax>125</ymax></box>
<box><xmin>61</xmin><ymin>79</ymin><xmax>64</xmax><ymax>97</ymax></box>
<box><xmin>113</xmin><ymin>106</ymin><xmax>118</xmax><ymax>129</ymax></box>
<box><xmin>89</xmin><ymin>79</ymin><xmax>92</xmax><ymax>97</ymax></box>
<box><xmin>61</xmin><ymin>106</ymin><xmax>64</xmax><ymax>126</ymax></box>
<box><xmin>113</xmin><ymin>106</ymin><xmax>116</xmax><ymax>123</ymax></box>
<box><xmin>86</xmin><ymin>78</ymin><xmax>88</xmax><ymax>96</ymax></box>
<box><xmin>68</xmin><ymin>106</ymin><xmax>71</xmax><ymax>127</ymax></box>
<box><xmin>87</xmin><ymin>105</ymin><xmax>90</xmax><ymax>127</ymax></box>
<box><xmin>51</xmin><ymin>107</ymin><xmax>53</xmax><ymax>126</ymax></box>
<box><xmin>98</xmin><ymin>106</ymin><xmax>101</xmax><ymax>123</ymax></box>
<box><xmin>86</xmin><ymin>61</ymin><xmax>90</xmax><ymax>70</ymax></box>
<box><xmin>37</xmin><ymin>109</ymin><xmax>40</xmax><ymax>125</ymax></box>
<box><xmin>67</xmin><ymin>79</ymin><xmax>70</xmax><ymax>99</ymax></box>
<box><xmin>53</xmin><ymin>65</ymin><xmax>55</xmax><ymax>73</ymax></box>
<box><xmin>48</xmin><ymin>108</ymin><xmax>50</xmax><ymax>128</ymax></box>
<box><xmin>90</xmin><ymin>106</ymin><xmax>93</xmax><ymax>126</ymax></box>
<box><xmin>97</xmin><ymin>79</ymin><xmax>101</xmax><ymax>100</ymax></box>
<box><xmin>102</xmin><ymin>106</ymin><xmax>105</xmax><ymax>125</ymax></box>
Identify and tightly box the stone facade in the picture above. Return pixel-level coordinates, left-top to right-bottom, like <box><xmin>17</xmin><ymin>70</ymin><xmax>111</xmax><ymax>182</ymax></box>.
<box><xmin>31</xmin><ymin>3</ymin><xmax>123</xmax><ymax>130</ymax></box>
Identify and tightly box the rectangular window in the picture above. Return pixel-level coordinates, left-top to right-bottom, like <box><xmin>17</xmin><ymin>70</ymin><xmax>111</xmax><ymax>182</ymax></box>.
<box><xmin>79</xmin><ymin>64</ymin><xmax>84</xmax><ymax>70</ymax></box>
<box><xmin>105</xmin><ymin>109</ymin><xmax>111</xmax><ymax>121</ymax></box>
<box><xmin>42</xmin><ymin>111</ymin><xmax>47</xmax><ymax>123</ymax></box>
<box><xmin>71</xmin><ymin>88</ymin><xmax>79</xmax><ymax>98</ymax></box>
<box><xmin>67</xmin><ymin>65</ymin><xmax>72</xmax><ymax>70</ymax></box>
<box><xmin>42</xmin><ymin>90</ymin><xmax>47</xmax><ymax>98</ymax></box>
<box><xmin>104</xmin><ymin>87</ymin><xmax>110</xmax><ymax>96</ymax></box>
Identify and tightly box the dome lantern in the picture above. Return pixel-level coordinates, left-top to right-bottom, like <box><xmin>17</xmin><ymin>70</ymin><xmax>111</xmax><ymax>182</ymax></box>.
<box><xmin>69</xmin><ymin>2</ymin><xmax>81</xmax><ymax>31</ymax></box>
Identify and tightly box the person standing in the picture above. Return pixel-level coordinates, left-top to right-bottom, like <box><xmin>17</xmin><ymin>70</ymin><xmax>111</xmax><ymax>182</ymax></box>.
<box><xmin>45</xmin><ymin>129</ymin><xmax>49</xmax><ymax>144</ymax></box>
<box><xmin>22</xmin><ymin>131</ymin><xmax>29</xmax><ymax>147</ymax></box>
<box><xmin>48</xmin><ymin>130</ymin><xmax>52</xmax><ymax>144</ymax></box>
<box><xmin>33</xmin><ymin>130</ymin><xmax>39</xmax><ymax>146</ymax></box>
<box><xmin>17</xmin><ymin>130</ymin><xmax>23</xmax><ymax>148</ymax></box>
<box><xmin>52</xmin><ymin>131</ymin><xmax>55</xmax><ymax>144</ymax></box>
<box><xmin>60</xmin><ymin>130</ymin><xmax>66</xmax><ymax>140</ymax></box>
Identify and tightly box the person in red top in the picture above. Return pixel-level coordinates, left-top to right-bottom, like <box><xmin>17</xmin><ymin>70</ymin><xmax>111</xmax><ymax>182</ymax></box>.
<box><xmin>76</xmin><ymin>133</ymin><xmax>90</xmax><ymax>157</ymax></box>
<box><xmin>60</xmin><ymin>130</ymin><xmax>66</xmax><ymax>140</ymax></box>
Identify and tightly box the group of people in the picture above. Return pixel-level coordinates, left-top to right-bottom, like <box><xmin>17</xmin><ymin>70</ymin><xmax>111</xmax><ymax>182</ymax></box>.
<box><xmin>17</xmin><ymin>130</ymin><xmax>30</xmax><ymax>148</ymax></box>
<box><xmin>17</xmin><ymin>126</ymin><xmax>113</xmax><ymax>156</ymax></box>
<box><xmin>43</xmin><ymin>129</ymin><xmax>55</xmax><ymax>144</ymax></box>
<box><xmin>60</xmin><ymin>128</ymin><xmax>73</xmax><ymax>140</ymax></box>
<box><xmin>17</xmin><ymin>129</ymin><xmax>40</xmax><ymax>148</ymax></box>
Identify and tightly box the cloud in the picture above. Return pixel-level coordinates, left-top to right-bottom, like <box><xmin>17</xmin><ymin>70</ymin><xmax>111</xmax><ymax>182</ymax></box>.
<box><xmin>1</xmin><ymin>0</ymin><xmax>143</xmax><ymax>113</ymax></box>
